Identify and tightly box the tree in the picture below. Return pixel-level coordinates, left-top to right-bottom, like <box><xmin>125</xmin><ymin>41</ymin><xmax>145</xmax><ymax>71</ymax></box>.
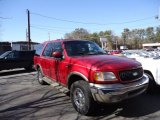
<box><xmin>137</xmin><ymin>29</ymin><xmax>145</xmax><ymax>48</ymax></box>
<box><xmin>64</xmin><ymin>28</ymin><xmax>115</xmax><ymax>49</ymax></box>
<box><xmin>103</xmin><ymin>30</ymin><xmax>114</xmax><ymax>50</ymax></box>
<box><xmin>156</xmin><ymin>26</ymin><xmax>160</xmax><ymax>42</ymax></box>
<box><xmin>146</xmin><ymin>27</ymin><xmax>155</xmax><ymax>43</ymax></box>
<box><xmin>121</xmin><ymin>28</ymin><xmax>130</xmax><ymax>46</ymax></box>
<box><xmin>89</xmin><ymin>32</ymin><xmax>101</xmax><ymax>46</ymax></box>
<box><xmin>94</xmin><ymin>30</ymin><xmax>114</xmax><ymax>49</ymax></box>
<box><xmin>128</xmin><ymin>29</ymin><xmax>146</xmax><ymax>49</ymax></box>
<box><xmin>64</xmin><ymin>28</ymin><xmax>89</xmax><ymax>40</ymax></box>
<box><xmin>63</xmin><ymin>26</ymin><xmax>160</xmax><ymax>50</ymax></box>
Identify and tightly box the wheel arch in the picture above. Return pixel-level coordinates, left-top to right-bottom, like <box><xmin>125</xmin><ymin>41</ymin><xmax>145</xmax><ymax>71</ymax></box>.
<box><xmin>34</xmin><ymin>64</ymin><xmax>44</xmax><ymax>74</ymax></box>
<box><xmin>144</xmin><ymin>70</ymin><xmax>155</xmax><ymax>81</ymax></box>
<box><xmin>67</xmin><ymin>72</ymin><xmax>89</xmax><ymax>90</ymax></box>
<box><xmin>35</xmin><ymin>64</ymin><xmax>41</xmax><ymax>70</ymax></box>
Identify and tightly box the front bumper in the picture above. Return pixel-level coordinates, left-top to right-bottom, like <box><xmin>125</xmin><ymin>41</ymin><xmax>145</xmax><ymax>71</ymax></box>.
<box><xmin>90</xmin><ymin>75</ymin><xmax>149</xmax><ymax>103</ymax></box>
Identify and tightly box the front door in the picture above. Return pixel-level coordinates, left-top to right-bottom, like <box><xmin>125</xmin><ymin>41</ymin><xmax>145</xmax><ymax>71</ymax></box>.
<box><xmin>49</xmin><ymin>42</ymin><xmax>63</xmax><ymax>82</ymax></box>
<box><xmin>42</xmin><ymin>41</ymin><xmax>69</xmax><ymax>85</ymax></box>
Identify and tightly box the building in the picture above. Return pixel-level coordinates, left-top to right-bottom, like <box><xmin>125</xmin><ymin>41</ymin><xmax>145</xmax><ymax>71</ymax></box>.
<box><xmin>12</xmin><ymin>41</ymin><xmax>39</xmax><ymax>51</ymax></box>
<box><xmin>142</xmin><ymin>43</ymin><xmax>160</xmax><ymax>50</ymax></box>
<box><xmin>0</xmin><ymin>42</ymin><xmax>11</xmax><ymax>55</ymax></box>
<box><xmin>0</xmin><ymin>41</ymin><xmax>39</xmax><ymax>55</ymax></box>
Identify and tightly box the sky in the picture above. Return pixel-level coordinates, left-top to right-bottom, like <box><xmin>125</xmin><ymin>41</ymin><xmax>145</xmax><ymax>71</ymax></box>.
<box><xmin>0</xmin><ymin>0</ymin><xmax>160</xmax><ymax>43</ymax></box>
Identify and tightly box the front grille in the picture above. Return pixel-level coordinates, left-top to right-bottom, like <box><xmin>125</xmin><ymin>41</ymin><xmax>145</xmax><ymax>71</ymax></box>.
<box><xmin>119</xmin><ymin>67</ymin><xmax>143</xmax><ymax>82</ymax></box>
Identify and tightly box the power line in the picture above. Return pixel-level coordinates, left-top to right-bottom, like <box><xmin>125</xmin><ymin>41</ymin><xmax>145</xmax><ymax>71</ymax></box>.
<box><xmin>31</xmin><ymin>25</ymin><xmax>68</xmax><ymax>34</ymax></box>
<box><xmin>0</xmin><ymin>16</ymin><xmax>12</xmax><ymax>19</ymax></box>
<box><xmin>31</xmin><ymin>24</ymin><xmax>75</xmax><ymax>30</ymax></box>
<box><xmin>30</xmin><ymin>24</ymin><xmax>114</xmax><ymax>33</ymax></box>
<box><xmin>120</xmin><ymin>21</ymin><xmax>160</xmax><ymax>29</ymax></box>
<box><xmin>31</xmin><ymin>12</ymin><xmax>155</xmax><ymax>25</ymax></box>
<box><xmin>31</xmin><ymin>12</ymin><xmax>105</xmax><ymax>25</ymax></box>
<box><xmin>31</xmin><ymin>24</ymin><xmax>160</xmax><ymax>35</ymax></box>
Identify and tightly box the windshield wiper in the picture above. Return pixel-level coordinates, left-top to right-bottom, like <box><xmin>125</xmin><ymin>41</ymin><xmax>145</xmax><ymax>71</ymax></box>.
<box><xmin>75</xmin><ymin>52</ymin><xmax>106</xmax><ymax>56</ymax></box>
<box><xmin>86</xmin><ymin>52</ymin><xmax>106</xmax><ymax>55</ymax></box>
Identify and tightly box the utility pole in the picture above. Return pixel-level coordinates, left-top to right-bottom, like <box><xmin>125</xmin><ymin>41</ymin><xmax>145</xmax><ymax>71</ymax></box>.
<box><xmin>26</xmin><ymin>29</ymin><xmax>28</xmax><ymax>41</ymax></box>
<box><xmin>48</xmin><ymin>32</ymin><xmax>50</xmax><ymax>41</ymax></box>
<box><xmin>27</xmin><ymin>9</ymin><xmax>31</xmax><ymax>50</ymax></box>
<box><xmin>115</xmin><ymin>39</ymin><xmax>118</xmax><ymax>50</ymax></box>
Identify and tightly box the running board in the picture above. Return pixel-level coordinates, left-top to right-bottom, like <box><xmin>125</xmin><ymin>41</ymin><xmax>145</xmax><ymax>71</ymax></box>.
<box><xmin>43</xmin><ymin>77</ymin><xmax>69</xmax><ymax>94</ymax></box>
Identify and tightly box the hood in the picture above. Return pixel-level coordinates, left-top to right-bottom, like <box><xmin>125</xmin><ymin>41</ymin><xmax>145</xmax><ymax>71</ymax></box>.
<box><xmin>71</xmin><ymin>55</ymin><xmax>141</xmax><ymax>71</ymax></box>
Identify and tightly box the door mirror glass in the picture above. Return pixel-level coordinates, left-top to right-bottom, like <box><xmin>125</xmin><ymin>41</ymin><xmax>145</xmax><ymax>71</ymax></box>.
<box><xmin>52</xmin><ymin>51</ymin><xmax>62</xmax><ymax>58</ymax></box>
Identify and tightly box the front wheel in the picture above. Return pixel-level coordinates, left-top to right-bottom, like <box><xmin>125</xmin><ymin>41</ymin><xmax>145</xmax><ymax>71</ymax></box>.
<box><xmin>70</xmin><ymin>80</ymin><xmax>95</xmax><ymax>115</ymax></box>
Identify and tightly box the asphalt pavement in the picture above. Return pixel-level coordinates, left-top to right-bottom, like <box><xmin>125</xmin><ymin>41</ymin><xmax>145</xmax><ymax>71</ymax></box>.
<box><xmin>1</xmin><ymin>69</ymin><xmax>160</xmax><ymax>120</ymax></box>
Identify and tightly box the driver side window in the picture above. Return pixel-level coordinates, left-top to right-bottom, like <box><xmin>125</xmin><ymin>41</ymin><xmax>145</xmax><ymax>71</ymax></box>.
<box><xmin>43</xmin><ymin>42</ymin><xmax>62</xmax><ymax>57</ymax></box>
<box><xmin>7</xmin><ymin>52</ymin><xmax>15</xmax><ymax>59</ymax></box>
<box><xmin>43</xmin><ymin>43</ymin><xmax>54</xmax><ymax>57</ymax></box>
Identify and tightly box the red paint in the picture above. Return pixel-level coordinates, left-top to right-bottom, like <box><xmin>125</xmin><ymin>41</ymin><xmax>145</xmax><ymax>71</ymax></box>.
<box><xmin>34</xmin><ymin>40</ymin><xmax>142</xmax><ymax>86</ymax></box>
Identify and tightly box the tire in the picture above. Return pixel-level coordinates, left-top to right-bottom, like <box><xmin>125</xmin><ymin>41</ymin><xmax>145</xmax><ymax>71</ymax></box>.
<box><xmin>70</xmin><ymin>80</ymin><xmax>95</xmax><ymax>115</ymax></box>
<box><xmin>145</xmin><ymin>73</ymin><xmax>158</xmax><ymax>93</ymax></box>
<box><xmin>37</xmin><ymin>68</ymin><xmax>46</xmax><ymax>85</ymax></box>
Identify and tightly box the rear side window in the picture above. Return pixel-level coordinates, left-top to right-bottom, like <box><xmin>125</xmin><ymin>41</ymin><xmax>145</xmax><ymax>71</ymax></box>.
<box><xmin>42</xmin><ymin>42</ymin><xmax>62</xmax><ymax>57</ymax></box>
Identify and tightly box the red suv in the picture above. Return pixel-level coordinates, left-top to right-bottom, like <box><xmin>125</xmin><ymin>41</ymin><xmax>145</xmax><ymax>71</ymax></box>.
<box><xmin>34</xmin><ymin>40</ymin><xmax>149</xmax><ymax>115</ymax></box>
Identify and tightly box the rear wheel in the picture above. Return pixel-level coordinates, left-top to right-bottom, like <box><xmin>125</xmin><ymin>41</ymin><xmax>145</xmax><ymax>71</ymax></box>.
<box><xmin>70</xmin><ymin>80</ymin><xmax>95</xmax><ymax>115</ymax></box>
<box><xmin>37</xmin><ymin>68</ymin><xmax>46</xmax><ymax>85</ymax></box>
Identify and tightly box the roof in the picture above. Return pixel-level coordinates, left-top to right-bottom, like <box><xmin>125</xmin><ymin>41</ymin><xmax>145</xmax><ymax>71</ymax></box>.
<box><xmin>142</xmin><ymin>43</ymin><xmax>160</xmax><ymax>47</ymax></box>
<box><xmin>12</xmin><ymin>41</ymin><xmax>39</xmax><ymax>44</ymax></box>
<box><xmin>43</xmin><ymin>39</ymin><xmax>90</xmax><ymax>44</ymax></box>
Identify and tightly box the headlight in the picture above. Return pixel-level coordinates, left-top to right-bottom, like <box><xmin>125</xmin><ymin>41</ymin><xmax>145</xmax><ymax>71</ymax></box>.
<box><xmin>94</xmin><ymin>72</ymin><xmax>117</xmax><ymax>81</ymax></box>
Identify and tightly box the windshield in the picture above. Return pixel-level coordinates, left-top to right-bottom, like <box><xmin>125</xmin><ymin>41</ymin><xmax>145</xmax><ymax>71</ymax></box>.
<box><xmin>64</xmin><ymin>40</ymin><xmax>106</xmax><ymax>57</ymax></box>
<box><xmin>0</xmin><ymin>51</ymin><xmax>11</xmax><ymax>58</ymax></box>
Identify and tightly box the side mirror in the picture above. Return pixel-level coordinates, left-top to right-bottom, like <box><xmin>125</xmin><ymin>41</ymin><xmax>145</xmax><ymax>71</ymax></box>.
<box><xmin>52</xmin><ymin>51</ymin><xmax>62</xmax><ymax>58</ymax></box>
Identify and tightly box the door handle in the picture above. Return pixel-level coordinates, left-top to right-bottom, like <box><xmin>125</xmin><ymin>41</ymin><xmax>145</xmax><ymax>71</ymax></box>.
<box><xmin>65</xmin><ymin>64</ymin><xmax>71</xmax><ymax>68</ymax></box>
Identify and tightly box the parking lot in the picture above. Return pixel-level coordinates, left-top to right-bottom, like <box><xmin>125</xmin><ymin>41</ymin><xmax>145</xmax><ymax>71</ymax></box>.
<box><xmin>1</xmin><ymin>69</ymin><xmax>160</xmax><ymax>120</ymax></box>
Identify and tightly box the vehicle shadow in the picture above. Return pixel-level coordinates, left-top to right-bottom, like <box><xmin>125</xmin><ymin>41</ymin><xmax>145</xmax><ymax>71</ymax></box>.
<box><xmin>0</xmin><ymin>87</ymin><xmax>74</xmax><ymax>120</ymax></box>
<box><xmin>1</xmin><ymin>89</ymin><xmax>160</xmax><ymax>120</ymax></box>
<box><xmin>0</xmin><ymin>69</ymin><xmax>35</xmax><ymax>76</ymax></box>
<box><xmin>116</xmin><ymin>93</ymin><xmax>160</xmax><ymax>117</ymax></box>
<box><xmin>1</xmin><ymin>76</ymin><xmax>160</xmax><ymax>120</ymax></box>
<box><xmin>89</xmin><ymin>93</ymin><xmax>160</xmax><ymax>119</ymax></box>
